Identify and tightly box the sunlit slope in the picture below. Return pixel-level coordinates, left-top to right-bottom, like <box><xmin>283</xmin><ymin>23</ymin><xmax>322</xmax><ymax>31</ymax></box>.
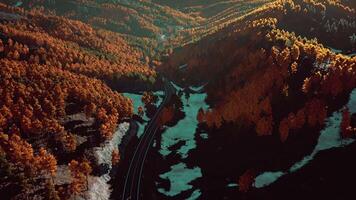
<box><xmin>6</xmin><ymin>0</ymin><xmax>275</xmax><ymax>57</ymax></box>
<box><xmin>0</xmin><ymin>3</ymin><xmax>159</xmax><ymax>199</ymax></box>
<box><xmin>3</xmin><ymin>0</ymin><xmax>200</xmax><ymax>56</ymax></box>
<box><xmin>162</xmin><ymin>0</ymin><xmax>355</xmax><ymax>81</ymax></box>
<box><xmin>153</xmin><ymin>0</ymin><xmax>271</xmax><ymax>18</ymax></box>
<box><xmin>164</xmin><ymin>0</ymin><xmax>274</xmax><ymax>47</ymax></box>
<box><xmin>0</xmin><ymin>3</ymin><xmax>155</xmax><ymax>81</ymax></box>
<box><xmin>5</xmin><ymin>0</ymin><xmax>198</xmax><ymax>37</ymax></box>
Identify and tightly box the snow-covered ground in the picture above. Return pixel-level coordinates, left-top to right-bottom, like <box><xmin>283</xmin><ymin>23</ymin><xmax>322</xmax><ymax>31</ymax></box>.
<box><xmin>83</xmin><ymin>122</ymin><xmax>129</xmax><ymax>200</ymax></box>
<box><xmin>253</xmin><ymin>89</ymin><xmax>356</xmax><ymax>189</ymax></box>
<box><xmin>159</xmin><ymin>91</ymin><xmax>209</xmax><ymax>158</ymax></box>
<box><xmin>94</xmin><ymin>123</ymin><xmax>129</xmax><ymax>168</ymax></box>
<box><xmin>157</xmin><ymin>84</ymin><xmax>208</xmax><ymax>199</ymax></box>
<box><xmin>54</xmin><ymin>123</ymin><xmax>129</xmax><ymax>200</ymax></box>
<box><xmin>158</xmin><ymin>163</ymin><xmax>202</xmax><ymax>197</ymax></box>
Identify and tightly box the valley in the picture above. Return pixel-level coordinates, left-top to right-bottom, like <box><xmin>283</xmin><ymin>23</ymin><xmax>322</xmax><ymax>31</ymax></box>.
<box><xmin>0</xmin><ymin>0</ymin><xmax>355</xmax><ymax>200</ymax></box>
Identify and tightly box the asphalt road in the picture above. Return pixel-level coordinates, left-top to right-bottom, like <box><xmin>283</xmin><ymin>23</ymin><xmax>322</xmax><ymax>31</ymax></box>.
<box><xmin>121</xmin><ymin>78</ymin><xmax>175</xmax><ymax>200</ymax></box>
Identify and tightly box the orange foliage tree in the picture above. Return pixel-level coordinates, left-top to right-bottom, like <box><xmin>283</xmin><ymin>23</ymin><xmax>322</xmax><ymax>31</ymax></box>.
<box><xmin>142</xmin><ymin>91</ymin><xmax>157</xmax><ymax>106</ymax></box>
<box><xmin>159</xmin><ymin>106</ymin><xmax>175</xmax><ymax>126</ymax></box>
<box><xmin>68</xmin><ymin>160</ymin><xmax>92</xmax><ymax>195</ymax></box>
<box><xmin>238</xmin><ymin>169</ymin><xmax>256</xmax><ymax>193</ymax></box>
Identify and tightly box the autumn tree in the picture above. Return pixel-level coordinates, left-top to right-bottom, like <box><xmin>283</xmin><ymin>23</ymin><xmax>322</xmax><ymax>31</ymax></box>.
<box><xmin>197</xmin><ymin>108</ymin><xmax>205</xmax><ymax>123</ymax></box>
<box><xmin>35</xmin><ymin>147</ymin><xmax>57</xmax><ymax>177</ymax></box>
<box><xmin>238</xmin><ymin>169</ymin><xmax>255</xmax><ymax>192</ymax></box>
<box><xmin>142</xmin><ymin>91</ymin><xmax>157</xmax><ymax>106</ymax></box>
<box><xmin>84</xmin><ymin>103</ymin><xmax>97</xmax><ymax>117</ymax></box>
<box><xmin>56</xmin><ymin>132</ymin><xmax>77</xmax><ymax>152</ymax></box>
<box><xmin>159</xmin><ymin>106</ymin><xmax>174</xmax><ymax>126</ymax></box>
<box><xmin>68</xmin><ymin>159</ymin><xmax>92</xmax><ymax>195</ymax></box>
<box><xmin>256</xmin><ymin>116</ymin><xmax>273</xmax><ymax>136</ymax></box>
<box><xmin>279</xmin><ymin>118</ymin><xmax>289</xmax><ymax>143</ymax></box>
<box><xmin>305</xmin><ymin>99</ymin><xmax>327</xmax><ymax>127</ymax></box>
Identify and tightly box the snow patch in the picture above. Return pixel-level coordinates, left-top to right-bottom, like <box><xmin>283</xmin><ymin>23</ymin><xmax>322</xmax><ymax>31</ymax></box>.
<box><xmin>82</xmin><ymin>176</ymin><xmax>111</xmax><ymax>200</ymax></box>
<box><xmin>83</xmin><ymin>122</ymin><xmax>129</xmax><ymax>200</ymax></box>
<box><xmin>254</xmin><ymin>172</ymin><xmax>285</xmax><ymax>188</ymax></box>
<box><xmin>54</xmin><ymin>123</ymin><xmax>129</xmax><ymax>200</ymax></box>
<box><xmin>93</xmin><ymin>122</ymin><xmax>129</xmax><ymax>166</ymax></box>
<box><xmin>158</xmin><ymin>163</ymin><xmax>202</xmax><ymax>196</ymax></box>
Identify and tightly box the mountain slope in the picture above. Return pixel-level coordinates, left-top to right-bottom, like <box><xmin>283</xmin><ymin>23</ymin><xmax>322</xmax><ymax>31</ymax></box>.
<box><xmin>0</xmin><ymin>3</ymin><xmax>155</xmax><ymax>199</ymax></box>
<box><xmin>7</xmin><ymin>0</ymin><xmax>275</xmax><ymax>57</ymax></box>
<box><xmin>162</xmin><ymin>0</ymin><xmax>356</xmax><ymax>136</ymax></box>
<box><xmin>5</xmin><ymin>0</ymin><xmax>200</xmax><ymax>57</ymax></box>
<box><xmin>160</xmin><ymin>0</ymin><xmax>356</xmax><ymax>192</ymax></box>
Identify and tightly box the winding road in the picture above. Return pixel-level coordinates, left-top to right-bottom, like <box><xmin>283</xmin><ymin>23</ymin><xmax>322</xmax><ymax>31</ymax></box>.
<box><xmin>121</xmin><ymin>77</ymin><xmax>175</xmax><ymax>200</ymax></box>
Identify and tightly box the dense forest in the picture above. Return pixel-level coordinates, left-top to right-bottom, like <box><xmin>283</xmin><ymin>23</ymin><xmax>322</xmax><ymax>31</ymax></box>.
<box><xmin>0</xmin><ymin>2</ymin><xmax>154</xmax><ymax>199</ymax></box>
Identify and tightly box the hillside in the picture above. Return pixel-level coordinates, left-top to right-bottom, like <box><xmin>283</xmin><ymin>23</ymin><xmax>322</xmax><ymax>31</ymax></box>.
<box><xmin>162</xmin><ymin>0</ymin><xmax>356</xmax><ymax>138</ymax></box>
<box><xmin>3</xmin><ymin>0</ymin><xmax>200</xmax><ymax>57</ymax></box>
<box><xmin>153</xmin><ymin>0</ymin><xmax>271</xmax><ymax>18</ymax></box>
<box><xmin>160</xmin><ymin>0</ymin><xmax>274</xmax><ymax>47</ymax></box>
<box><xmin>160</xmin><ymin>0</ymin><xmax>356</xmax><ymax>194</ymax></box>
<box><xmin>0</xmin><ymin>2</ymin><xmax>152</xmax><ymax>199</ymax></box>
<box><xmin>5</xmin><ymin>0</ymin><xmax>274</xmax><ymax>57</ymax></box>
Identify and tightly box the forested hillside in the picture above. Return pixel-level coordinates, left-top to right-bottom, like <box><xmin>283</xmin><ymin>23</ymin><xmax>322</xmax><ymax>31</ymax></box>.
<box><xmin>160</xmin><ymin>0</ymin><xmax>356</xmax><ymax>193</ymax></box>
<box><xmin>3</xmin><ymin>0</ymin><xmax>200</xmax><ymax>57</ymax></box>
<box><xmin>5</xmin><ymin>0</ymin><xmax>273</xmax><ymax>57</ymax></box>
<box><xmin>153</xmin><ymin>0</ymin><xmax>270</xmax><ymax>18</ymax></box>
<box><xmin>161</xmin><ymin>0</ymin><xmax>355</xmax><ymax>128</ymax></box>
<box><xmin>0</xmin><ymin>2</ymin><xmax>152</xmax><ymax>199</ymax></box>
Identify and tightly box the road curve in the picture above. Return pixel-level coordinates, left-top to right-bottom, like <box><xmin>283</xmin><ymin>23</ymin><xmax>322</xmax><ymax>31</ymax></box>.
<box><xmin>121</xmin><ymin>77</ymin><xmax>175</xmax><ymax>200</ymax></box>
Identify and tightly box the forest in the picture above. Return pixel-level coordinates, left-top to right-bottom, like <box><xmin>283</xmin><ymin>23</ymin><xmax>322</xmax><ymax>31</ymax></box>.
<box><xmin>0</xmin><ymin>2</ymin><xmax>154</xmax><ymax>199</ymax></box>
